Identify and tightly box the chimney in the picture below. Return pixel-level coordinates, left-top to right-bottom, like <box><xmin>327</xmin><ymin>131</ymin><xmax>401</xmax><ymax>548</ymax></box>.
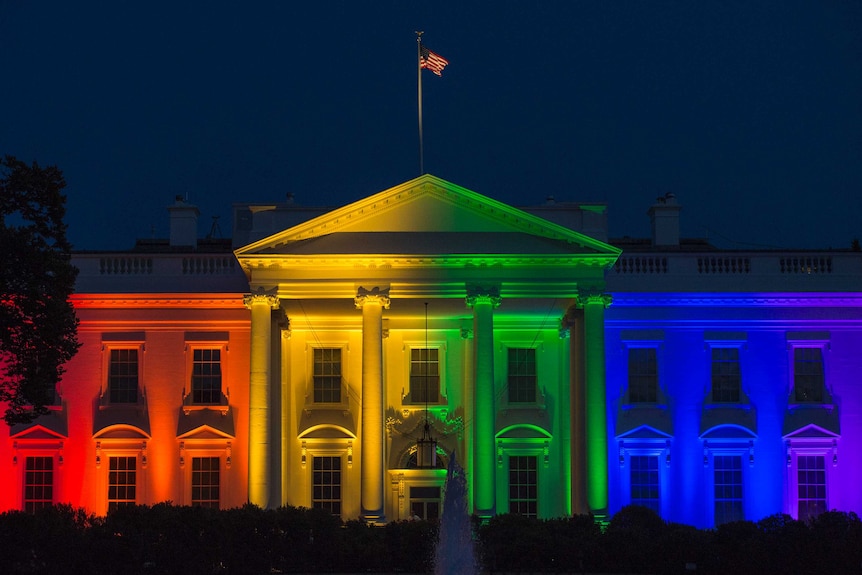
<box><xmin>168</xmin><ymin>195</ymin><xmax>199</xmax><ymax>248</ymax></box>
<box><xmin>648</xmin><ymin>193</ymin><xmax>681</xmax><ymax>247</ymax></box>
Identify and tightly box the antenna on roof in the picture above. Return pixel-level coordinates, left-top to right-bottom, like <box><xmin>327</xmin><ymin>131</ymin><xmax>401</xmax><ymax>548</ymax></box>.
<box><xmin>207</xmin><ymin>216</ymin><xmax>222</xmax><ymax>239</ymax></box>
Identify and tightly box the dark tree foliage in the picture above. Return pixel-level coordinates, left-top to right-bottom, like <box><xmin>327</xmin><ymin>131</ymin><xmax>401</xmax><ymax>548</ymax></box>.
<box><xmin>0</xmin><ymin>155</ymin><xmax>79</xmax><ymax>424</ymax></box>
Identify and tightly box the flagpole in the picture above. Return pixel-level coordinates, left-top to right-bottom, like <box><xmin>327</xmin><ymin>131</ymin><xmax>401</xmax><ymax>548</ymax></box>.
<box><xmin>416</xmin><ymin>31</ymin><xmax>424</xmax><ymax>175</ymax></box>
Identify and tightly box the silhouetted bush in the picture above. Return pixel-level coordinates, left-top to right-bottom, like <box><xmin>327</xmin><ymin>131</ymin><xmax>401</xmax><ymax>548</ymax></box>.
<box><xmin>385</xmin><ymin>519</ymin><xmax>437</xmax><ymax>573</ymax></box>
<box><xmin>4</xmin><ymin>503</ymin><xmax>862</xmax><ymax>574</ymax></box>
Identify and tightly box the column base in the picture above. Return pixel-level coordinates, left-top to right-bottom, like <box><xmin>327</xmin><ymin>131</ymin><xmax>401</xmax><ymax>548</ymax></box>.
<box><xmin>473</xmin><ymin>509</ymin><xmax>495</xmax><ymax>525</ymax></box>
<box><xmin>360</xmin><ymin>513</ymin><xmax>386</xmax><ymax>526</ymax></box>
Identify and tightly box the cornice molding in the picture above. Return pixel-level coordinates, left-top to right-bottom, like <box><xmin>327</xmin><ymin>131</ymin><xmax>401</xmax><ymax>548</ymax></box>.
<box><xmin>610</xmin><ymin>293</ymin><xmax>862</xmax><ymax>307</ymax></box>
<box><xmin>239</xmin><ymin>254</ymin><xmax>618</xmax><ymax>269</ymax></box>
<box><xmin>72</xmin><ymin>293</ymin><xmax>247</xmax><ymax>309</ymax></box>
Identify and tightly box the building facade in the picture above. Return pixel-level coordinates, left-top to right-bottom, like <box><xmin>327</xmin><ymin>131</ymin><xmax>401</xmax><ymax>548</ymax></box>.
<box><xmin>2</xmin><ymin>175</ymin><xmax>861</xmax><ymax>528</ymax></box>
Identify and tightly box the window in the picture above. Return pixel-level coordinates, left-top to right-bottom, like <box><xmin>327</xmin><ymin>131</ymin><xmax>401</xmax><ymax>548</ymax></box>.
<box><xmin>410</xmin><ymin>486</ymin><xmax>441</xmax><ymax>520</ymax></box>
<box><xmin>24</xmin><ymin>456</ymin><xmax>53</xmax><ymax>513</ymax></box>
<box><xmin>794</xmin><ymin>348</ymin><xmax>824</xmax><ymax>403</ymax></box>
<box><xmin>108</xmin><ymin>348</ymin><xmax>139</xmax><ymax>404</ymax></box>
<box><xmin>108</xmin><ymin>456</ymin><xmax>136</xmax><ymax>512</ymax></box>
<box><xmin>711</xmin><ymin>348</ymin><xmax>740</xmax><ymax>403</ymax></box>
<box><xmin>509</xmin><ymin>455</ymin><xmax>538</xmax><ymax>517</ymax></box>
<box><xmin>191</xmin><ymin>457</ymin><xmax>220</xmax><ymax>509</ymax></box>
<box><xmin>630</xmin><ymin>455</ymin><xmax>660</xmax><ymax>513</ymax></box>
<box><xmin>192</xmin><ymin>348</ymin><xmax>222</xmax><ymax>404</ymax></box>
<box><xmin>313</xmin><ymin>348</ymin><xmax>342</xmax><ymax>403</ymax></box>
<box><xmin>507</xmin><ymin>348</ymin><xmax>537</xmax><ymax>403</ymax></box>
<box><xmin>628</xmin><ymin>348</ymin><xmax>657</xmax><ymax>403</ymax></box>
<box><xmin>312</xmin><ymin>456</ymin><xmax>341</xmax><ymax>516</ymax></box>
<box><xmin>410</xmin><ymin>348</ymin><xmax>439</xmax><ymax>403</ymax></box>
<box><xmin>797</xmin><ymin>455</ymin><xmax>826</xmax><ymax>521</ymax></box>
<box><xmin>714</xmin><ymin>455</ymin><xmax>743</xmax><ymax>525</ymax></box>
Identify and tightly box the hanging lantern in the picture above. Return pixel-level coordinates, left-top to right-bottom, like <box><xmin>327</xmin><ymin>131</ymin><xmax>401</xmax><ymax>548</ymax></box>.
<box><xmin>416</xmin><ymin>420</ymin><xmax>437</xmax><ymax>468</ymax></box>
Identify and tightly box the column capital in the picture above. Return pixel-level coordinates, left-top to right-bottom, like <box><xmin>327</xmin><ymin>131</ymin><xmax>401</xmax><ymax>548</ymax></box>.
<box><xmin>466</xmin><ymin>285</ymin><xmax>501</xmax><ymax>309</ymax></box>
<box><xmin>577</xmin><ymin>290</ymin><xmax>612</xmax><ymax>309</ymax></box>
<box><xmin>243</xmin><ymin>287</ymin><xmax>279</xmax><ymax>310</ymax></box>
<box><xmin>355</xmin><ymin>286</ymin><xmax>390</xmax><ymax>309</ymax></box>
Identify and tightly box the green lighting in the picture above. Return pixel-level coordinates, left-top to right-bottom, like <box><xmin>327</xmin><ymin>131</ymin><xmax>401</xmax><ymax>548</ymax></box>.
<box><xmin>584</xmin><ymin>295</ymin><xmax>609</xmax><ymax>515</ymax></box>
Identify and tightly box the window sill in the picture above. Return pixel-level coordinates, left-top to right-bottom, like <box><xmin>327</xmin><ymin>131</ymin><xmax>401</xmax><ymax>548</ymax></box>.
<box><xmin>402</xmin><ymin>393</ymin><xmax>448</xmax><ymax>407</ymax></box>
<box><xmin>498</xmin><ymin>401</ymin><xmax>546</xmax><ymax>412</ymax></box>
<box><xmin>304</xmin><ymin>401</ymin><xmax>350</xmax><ymax>413</ymax></box>
<box><xmin>622</xmin><ymin>402</ymin><xmax>669</xmax><ymax>411</ymax></box>
<box><xmin>788</xmin><ymin>402</ymin><xmax>835</xmax><ymax>411</ymax></box>
<box><xmin>703</xmin><ymin>402</ymin><xmax>752</xmax><ymax>411</ymax></box>
<box><xmin>182</xmin><ymin>404</ymin><xmax>230</xmax><ymax>416</ymax></box>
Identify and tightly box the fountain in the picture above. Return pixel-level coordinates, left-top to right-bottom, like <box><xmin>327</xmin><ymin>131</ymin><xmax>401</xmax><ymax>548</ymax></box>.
<box><xmin>434</xmin><ymin>451</ymin><xmax>477</xmax><ymax>575</ymax></box>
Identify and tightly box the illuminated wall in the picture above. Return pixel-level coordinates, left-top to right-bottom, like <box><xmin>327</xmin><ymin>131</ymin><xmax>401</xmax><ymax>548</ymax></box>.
<box><xmin>605</xmin><ymin>293</ymin><xmax>862</xmax><ymax>527</ymax></box>
<box><xmin>0</xmin><ymin>293</ymin><xmax>251</xmax><ymax>514</ymax></box>
<box><xmin>3</xmin><ymin>175</ymin><xmax>861</xmax><ymax>530</ymax></box>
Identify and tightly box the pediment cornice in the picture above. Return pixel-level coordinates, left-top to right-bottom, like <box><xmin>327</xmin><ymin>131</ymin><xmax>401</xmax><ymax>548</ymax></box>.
<box><xmin>240</xmin><ymin>254</ymin><xmax>618</xmax><ymax>271</ymax></box>
<box><xmin>235</xmin><ymin>175</ymin><xmax>621</xmax><ymax>260</ymax></box>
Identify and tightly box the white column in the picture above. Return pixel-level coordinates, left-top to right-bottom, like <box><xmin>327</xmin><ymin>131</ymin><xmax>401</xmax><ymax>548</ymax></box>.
<box><xmin>583</xmin><ymin>292</ymin><xmax>611</xmax><ymax>518</ymax></box>
<box><xmin>467</xmin><ymin>286</ymin><xmax>500</xmax><ymax>519</ymax></box>
<box><xmin>356</xmin><ymin>286</ymin><xmax>390</xmax><ymax>523</ymax></box>
<box><xmin>244</xmin><ymin>290</ymin><xmax>279</xmax><ymax>508</ymax></box>
<box><xmin>565</xmin><ymin>305</ymin><xmax>588</xmax><ymax>516</ymax></box>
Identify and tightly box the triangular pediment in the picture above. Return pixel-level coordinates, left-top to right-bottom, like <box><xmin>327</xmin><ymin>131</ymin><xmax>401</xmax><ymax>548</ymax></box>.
<box><xmin>11</xmin><ymin>424</ymin><xmax>67</xmax><ymax>441</ymax></box>
<box><xmin>783</xmin><ymin>423</ymin><xmax>840</xmax><ymax>441</ymax></box>
<box><xmin>177</xmin><ymin>426</ymin><xmax>235</xmax><ymax>441</ymax></box>
<box><xmin>616</xmin><ymin>424</ymin><xmax>673</xmax><ymax>442</ymax></box>
<box><xmin>235</xmin><ymin>175</ymin><xmax>620</xmax><ymax>259</ymax></box>
<box><xmin>177</xmin><ymin>408</ymin><xmax>235</xmax><ymax>439</ymax></box>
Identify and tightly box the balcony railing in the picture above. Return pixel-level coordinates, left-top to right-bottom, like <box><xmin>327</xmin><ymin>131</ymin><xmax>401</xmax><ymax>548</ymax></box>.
<box><xmin>608</xmin><ymin>251</ymin><xmax>862</xmax><ymax>292</ymax></box>
<box><xmin>73</xmin><ymin>253</ymin><xmax>247</xmax><ymax>293</ymax></box>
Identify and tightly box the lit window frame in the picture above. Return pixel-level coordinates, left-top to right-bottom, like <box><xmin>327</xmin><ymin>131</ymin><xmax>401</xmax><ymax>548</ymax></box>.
<box><xmin>311</xmin><ymin>453</ymin><xmax>344</xmax><ymax>517</ymax></box>
<box><xmin>390</xmin><ymin>472</ymin><xmax>447</xmax><ymax>522</ymax></box>
<box><xmin>496</xmin><ymin>436</ymin><xmax>550</xmax><ymax>518</ymax></box>
<box><xmin>307</xmin><ymin>344</ymin><xmax>349</xmax><ymax>407</ymax></box>
<box><xmin>107</xmin><ymin>454</ymin><xmax>139</xmax><ymax>513</ymax></box>
<box><xmin>709</xmin><ymin>346</ymin><xmax>742</xmax><ymax>404</ymax></box>
<box><xmin>790</xmin><ymin>345</ymin><xmax>828</xmax><ymax>404</ymax></box>
<box><xmin>403</xmin><ymin>341</ymin><xmax>447</xmax><ymax>406</ymax></box>
<box><xmin>101</xmin><ymin>339</ymin><xmax>145</xmax><ymax>406</ymax></box>
<box><xmin>618</xmin><ymin>439</ymin><xmax>671</xmax><ymax>519</ymax></box>
<box><xmin>20</xmin><ymin>453</ymin><xmax>58</xmax><ymax>513</ymax></box>
<box><xmin>703</xmin><ymin>445</ymin><xmax>751</xmax><ymax>527</ymax></box>
<box><xmin>190</xmin><ymin>455</ymin><xmax>221</xmax><ymax>509</ymax></box>
<box><xmin>786</xmin><ymin>333</ymin><xmax>831</xmax><ymax>407</ymax></box>
<box><xmin>506</xmin><ymin>347</ymin><xmax>538</xmax><ymax>405</ymax></box>
<box><xmin>625</xmin><ymin>345</ymin><xmax>661</xmax><ymax>405</ymax></box>
<box><xmin>507</xmin><ymin>454</ymin><xmax>539</xmax><ymax>518</ymax></box>
<box><xmin>409</xmin><ymin>484</ymin><xmax>442</xmax><ymax>520</ymax></box>
<box><xmin>712</xmin><ymin>453</ymin><xmax>745</xmax><ymax>526</ymax></box>
<box><xmin>11</xmin><ymin>436</ymin><xmax>65</xmax><ymax>513</ymax></box>
<box><xmin>184</xmin><ymin>341</ymin><xmax>229</xmax><ymax>408</ymax></box>
<box><xmin>784</xmin><ymin>436</ymin><xmax>838</xmax><ymax>522</ymax></box>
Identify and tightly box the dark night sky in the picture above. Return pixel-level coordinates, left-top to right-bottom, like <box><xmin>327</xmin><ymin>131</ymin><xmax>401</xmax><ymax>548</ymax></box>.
<box><xmin>3</xmin><ymin>2</ymin><xmax>861</xmax><ymax>251</ymax></box>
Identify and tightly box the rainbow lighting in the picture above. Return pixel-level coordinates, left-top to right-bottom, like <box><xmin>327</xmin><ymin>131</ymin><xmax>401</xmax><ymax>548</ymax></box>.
<box><xmin>1</xmin><ymin>175</ymin><xmax>860</xmax><ymax>529</ymax></box>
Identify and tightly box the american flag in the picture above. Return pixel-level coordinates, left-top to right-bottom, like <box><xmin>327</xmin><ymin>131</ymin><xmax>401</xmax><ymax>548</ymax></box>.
<box><xmin>420</xmin><ymin>45</ymin><xmax>449</xmax><ymax>76</ymax></box>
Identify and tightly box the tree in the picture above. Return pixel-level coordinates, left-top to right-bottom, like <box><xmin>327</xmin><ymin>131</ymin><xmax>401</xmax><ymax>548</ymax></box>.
<box><xmin>0</xmin><ymin>155</ymin><xmax>79</xmax><ymax>424</ymax></box>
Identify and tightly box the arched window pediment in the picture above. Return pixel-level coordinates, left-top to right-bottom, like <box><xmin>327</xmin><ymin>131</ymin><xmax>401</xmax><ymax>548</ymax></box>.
<box><xmin>93</xmin><ymin>423</ymin><xmax>151</xmax><ymax>440</ymax></box>
<box><xmin>700</xmin><ymin>423</ymin><xmax>757</xmax><ymax>442</ymax></box>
